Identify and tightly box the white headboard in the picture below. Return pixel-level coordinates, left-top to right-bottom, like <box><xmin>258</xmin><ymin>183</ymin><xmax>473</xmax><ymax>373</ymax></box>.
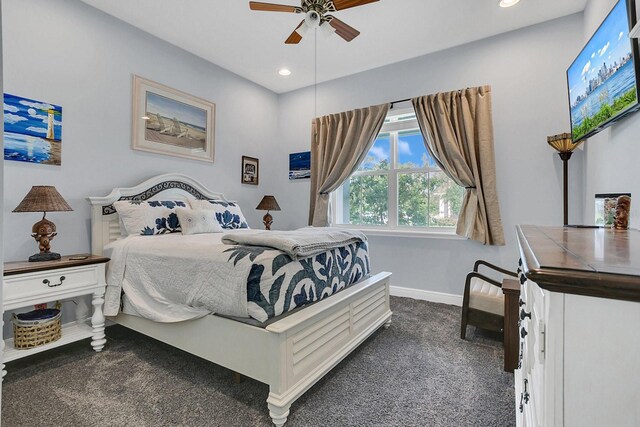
<box><xmin>87</xmin><ymin>173</ymin><xmax>227</xmax><ymax>255</ymax></box>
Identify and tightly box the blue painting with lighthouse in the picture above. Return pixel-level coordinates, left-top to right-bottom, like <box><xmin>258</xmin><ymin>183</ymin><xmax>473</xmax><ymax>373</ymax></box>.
<box><xmin>4</xmin><ymin>93</ymin><xmax>62</xmax><ymax>165</ymax></box>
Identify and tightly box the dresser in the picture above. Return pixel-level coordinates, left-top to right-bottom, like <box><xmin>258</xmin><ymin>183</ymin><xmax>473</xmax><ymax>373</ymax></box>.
<box><xmin>515</xmin><ymin>225</ymin><xmax>640</xmax><ymax>427</ymax></box>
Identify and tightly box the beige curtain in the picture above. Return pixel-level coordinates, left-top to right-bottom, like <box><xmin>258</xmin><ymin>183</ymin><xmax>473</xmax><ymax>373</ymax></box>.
<box><xmin>412</xmin><ymin>86</ymin><xmax>505</xmax><ymax>245</ymax></box>
<box><xmin>309</xmin><ymin>103</ymin><xmax>390</xmax><ymax>226</ymax></box>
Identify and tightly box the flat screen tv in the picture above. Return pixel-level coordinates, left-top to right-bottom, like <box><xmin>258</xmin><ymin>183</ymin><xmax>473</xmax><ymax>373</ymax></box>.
<box><xmin>567</xmin><ymin>0</ymin><xmax>640</xmax><ymax>143</ymax></box>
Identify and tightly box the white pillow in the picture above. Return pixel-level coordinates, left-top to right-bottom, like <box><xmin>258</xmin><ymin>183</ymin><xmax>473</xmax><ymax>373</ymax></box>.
<box><xmin>114</xmin><ymin>200</ymin><xmax>188</xmax><ymax>236</ymax></box>
<box><xmin>189</xmin><ymin>199</ymin><xmax>250</xmax><ymax>230</ymax></box>
<box><xmin>176</xmin><ymin>208</ymin><xmax>223</xmax><ymax>235</ymax></box>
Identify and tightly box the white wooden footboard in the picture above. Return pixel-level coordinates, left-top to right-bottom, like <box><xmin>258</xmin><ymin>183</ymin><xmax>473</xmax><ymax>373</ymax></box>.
<box><xmin>109</xmin><ymin>272</ymin><xmax>392</xmax><ymax>426</ymax></box>
<box><xmin>265</xmin><ymin>271</ymin><xmax>392</xmax><ymax>426</ymax></box>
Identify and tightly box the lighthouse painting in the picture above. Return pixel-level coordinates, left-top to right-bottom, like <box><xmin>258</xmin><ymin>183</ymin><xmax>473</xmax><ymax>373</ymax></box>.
<box><xmin>3</xmin><ymin>93</ymin><xmax>62</xmax><ymax>165</ymax></box>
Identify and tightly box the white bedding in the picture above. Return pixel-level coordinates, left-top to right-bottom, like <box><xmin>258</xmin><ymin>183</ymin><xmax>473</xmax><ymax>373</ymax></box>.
<box><xmin>220</xmin><ymin>228</ymin><xmax>367</xmax><ymax>260</ymax></box>
<box><xmin>103</xmin><ymin>230</ymin><xmax>371</xmax><ymax>323</ymax></box>
<box><xmin>104</xmin><ymin>232</ymin><xmax>253</xmax><ymax>322</ymax></box>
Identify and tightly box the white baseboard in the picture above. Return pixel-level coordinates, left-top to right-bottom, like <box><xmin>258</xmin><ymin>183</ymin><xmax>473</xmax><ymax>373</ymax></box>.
<box><xmin>390</xmin><ymin>285</ymin><xmax>462</xmax><ymax>307</ymax></box>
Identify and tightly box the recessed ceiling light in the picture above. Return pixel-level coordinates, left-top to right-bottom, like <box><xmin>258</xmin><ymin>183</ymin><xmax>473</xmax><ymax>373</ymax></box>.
<box><xmin>278</xmin><ymin>68</ymin><xmax>292</xmax><ymax>76</ymax></box>
<box><xmin>499</xmin><ymin>0</ymin><xmax>521</xmax><ymax>7</ymax></box>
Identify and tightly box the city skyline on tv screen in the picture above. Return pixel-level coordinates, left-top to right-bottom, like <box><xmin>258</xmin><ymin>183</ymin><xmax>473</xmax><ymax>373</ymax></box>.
<box><xmin>567</xmin><ymin>0</ymin><xmax>637</xmax><ymax>142</ymax></box>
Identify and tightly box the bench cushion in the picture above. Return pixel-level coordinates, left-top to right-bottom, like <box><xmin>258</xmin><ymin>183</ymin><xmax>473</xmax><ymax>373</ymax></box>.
<box><xmin>469</xmin><ymin>277</ymin><xmax>504</xmax><ymax>316</ymax></box>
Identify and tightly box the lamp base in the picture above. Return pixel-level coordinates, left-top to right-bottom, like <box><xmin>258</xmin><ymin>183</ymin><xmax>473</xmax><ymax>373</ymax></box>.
<box><xmin>29</xmin><ymin>252</ymin><xmax>61</xmax><ymax>262</ymax></box>
<box><xmin>263</xmin><ymin>212</ymin><xmax>273</xmax><ymax>230</ymax></box>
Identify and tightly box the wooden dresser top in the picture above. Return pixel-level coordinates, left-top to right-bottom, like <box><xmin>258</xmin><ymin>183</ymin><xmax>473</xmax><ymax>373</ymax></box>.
<box><xmin>517</xmin><ymin>225</ymin><xmax>640</xmax><ymax>302</ymax></box>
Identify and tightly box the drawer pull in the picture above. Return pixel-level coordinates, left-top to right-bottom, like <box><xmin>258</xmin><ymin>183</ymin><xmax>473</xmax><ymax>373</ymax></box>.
<box><xmin>520</xmin><ymin>309</ymin><xmax>532</xmax><ymax>320</ymax></box>
<box><xmin>43</xmin><ymin>276</ymin><xmax>66</xmax><ymax>287</ymax></box>
<box><xmin>519</xmin><ymin>298</ymin><xmax>525</xmax><ymax>307</ymax></box>
<box><xmin>521</xmin><ymin>327</ymin><xmax>528</xmax><ymax>339</ymax></box>
<box><xmin>519</xmin><ymin>393</ymin><xmax>524</xmax><ymax>413</ymax></box>
<box><xmin>523</xmin><ymin>379</ymin><xmax>530</xmax><ymax>403</ymax></box>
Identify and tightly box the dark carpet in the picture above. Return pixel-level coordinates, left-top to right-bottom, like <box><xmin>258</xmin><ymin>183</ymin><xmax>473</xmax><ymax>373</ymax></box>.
<box><xmin>2</xmin><ymin>297</ymin><xmax>514</xmax><ymax>427</ymax></box>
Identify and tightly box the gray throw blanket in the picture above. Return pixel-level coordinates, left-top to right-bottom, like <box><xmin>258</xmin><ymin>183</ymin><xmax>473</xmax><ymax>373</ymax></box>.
<box><xmin>221</xmin><ymin>227</ymin><xmax>367</xmax><ymax>260</ymax></box>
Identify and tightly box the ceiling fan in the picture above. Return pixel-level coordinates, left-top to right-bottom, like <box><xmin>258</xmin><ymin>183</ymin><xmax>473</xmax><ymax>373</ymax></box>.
<box><xmin>249</xmin><ymin>0</ymin><xmax>379</xmax><ymax>44</ymax></box>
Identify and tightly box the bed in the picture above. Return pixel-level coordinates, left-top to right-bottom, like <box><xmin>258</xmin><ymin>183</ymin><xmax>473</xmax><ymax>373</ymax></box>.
<box><xmin>88</xmin><ymin>173</ymin><xmax>392</xmax><ymax>426</ymax></box>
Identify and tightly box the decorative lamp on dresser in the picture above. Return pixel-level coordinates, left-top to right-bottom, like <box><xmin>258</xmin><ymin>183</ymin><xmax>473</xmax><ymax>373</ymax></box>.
<box><xmin>2</xmin><ymin>254</ymin><xmax>109</xmax><ymax>378</ymax></box>
<box><xmin>515</xmin><ymin>225</ymin><xmax>640</xmax><ymax>427</ymax></box>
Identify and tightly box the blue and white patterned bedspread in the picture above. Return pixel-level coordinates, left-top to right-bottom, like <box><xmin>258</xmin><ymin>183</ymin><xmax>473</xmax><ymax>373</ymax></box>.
<box><xmin>228</xmin><ymin>241</ymin><xmax>369</xmax><ymax>320</ymax></box>
<box><xmin>103</xmin><ymin>230</ymin><xmax>369</xmax><ymax>323</ymax></box>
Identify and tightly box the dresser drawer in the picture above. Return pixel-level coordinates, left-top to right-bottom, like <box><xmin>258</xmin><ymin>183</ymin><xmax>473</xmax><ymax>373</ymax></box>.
<box><xmin>3</xmin><ymin>265</ymin><xmax>102</xmax><ymax>307</ymax></box>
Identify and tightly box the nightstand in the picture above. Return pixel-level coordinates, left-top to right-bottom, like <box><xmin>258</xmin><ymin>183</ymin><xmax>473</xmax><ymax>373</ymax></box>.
<box><xmin>2</xmin><ymin>254</ymin><xmax>109</xmax><ymax>373</ymax></box>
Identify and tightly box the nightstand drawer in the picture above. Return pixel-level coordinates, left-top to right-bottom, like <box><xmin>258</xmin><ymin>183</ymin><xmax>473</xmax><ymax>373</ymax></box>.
<box><xmin>3</xmin><ymin>265</ymin><xmax>101</xmax><ymax>306</ymax></box>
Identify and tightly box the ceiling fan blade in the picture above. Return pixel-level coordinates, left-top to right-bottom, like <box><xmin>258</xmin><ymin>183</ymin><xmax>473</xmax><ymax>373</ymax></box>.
<box><xmin>331</xmin><ymin>0</ymin><xmax>379</xmax><ymax>11</ymax></box>
<box><xmin>285</xmin><ymin>21</ymin><xmax>305</xmax><ymax>44</ymax></box>
<box><xmin>249</xmin><ymin>2</ymin><xmax>301</xmax><ymax>13</ymax></box>
<box><xmin>329</xmin><ymin>17</ymin><xmax>360</xmax><ymax>42</ymax></box>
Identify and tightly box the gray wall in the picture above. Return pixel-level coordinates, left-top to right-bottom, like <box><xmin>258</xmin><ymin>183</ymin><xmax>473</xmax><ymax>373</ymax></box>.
<box><xmin>272</xmin><ymin>14</ymin><xmax>585</xmax><ymax>294</ymax></box>
<box><xmin>2</xmin><ymin>0</ymin><xmax>280</xmax><ymax>262</ymax></box>
<box><xmin>581</xmin><ymin>0</ymin><xmax>640</xmax><ymax>226</ymax></box>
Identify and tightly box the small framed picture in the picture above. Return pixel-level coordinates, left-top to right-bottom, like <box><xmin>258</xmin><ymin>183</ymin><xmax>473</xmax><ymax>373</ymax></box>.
<box><xmin>242</xmin><ymin>156</ymin><xmax>259</xmax><ymax>185</ymax></box>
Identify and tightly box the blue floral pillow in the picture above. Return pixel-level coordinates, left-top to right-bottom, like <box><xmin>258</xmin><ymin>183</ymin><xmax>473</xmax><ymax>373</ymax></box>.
<box><xmin>189</xmin><ymin>199</ymin><xmax>250</xmax><ymax>229</ymax></box>
<box><xmin>113</xmin><ymin>200</ymin><xmax>188</xmax><ymax>235</ymax></box>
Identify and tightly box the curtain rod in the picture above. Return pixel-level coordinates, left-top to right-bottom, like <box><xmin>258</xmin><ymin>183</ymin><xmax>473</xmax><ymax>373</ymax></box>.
<box><xmin>390</xmin><ymin>98</ymin><xmax>411</xmax><ymax>109</ymax></box>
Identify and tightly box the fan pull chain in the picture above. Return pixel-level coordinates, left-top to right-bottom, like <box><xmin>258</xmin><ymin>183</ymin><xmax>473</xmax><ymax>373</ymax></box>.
<box><xmin>314</xmin><ymin>26</ymin><xmax>318</xmax><ymax>119</ymax></box>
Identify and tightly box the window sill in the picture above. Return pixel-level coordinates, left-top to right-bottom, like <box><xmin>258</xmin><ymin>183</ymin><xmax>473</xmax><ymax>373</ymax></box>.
<box><xmin>333</xmin><ymin>225</ymin><xmax>468</xmax><ymax>240</ymax></box>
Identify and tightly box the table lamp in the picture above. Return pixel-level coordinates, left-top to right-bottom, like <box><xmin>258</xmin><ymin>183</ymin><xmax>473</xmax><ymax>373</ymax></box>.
<box><xmin>256</xmin><ymin>195</ymin><xmax>281</xmax><ymax>230</ymax></box>
<box><xmin>13</xmin><ymin>186</ymin><xmax>73</xmax><ymax>262</ymax></box>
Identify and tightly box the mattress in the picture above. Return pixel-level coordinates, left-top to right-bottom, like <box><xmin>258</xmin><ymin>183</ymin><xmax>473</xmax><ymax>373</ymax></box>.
<box><xmin>103</xmin><ymin>230</ymin><xmax>370</xmax><ymax>323</ymax></box>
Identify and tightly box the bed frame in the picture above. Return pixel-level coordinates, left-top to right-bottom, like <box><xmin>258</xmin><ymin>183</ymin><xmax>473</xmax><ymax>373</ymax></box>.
<box><xmin>88</xmin><ymin>173</ymin><xmax>392</xmax><ymax>426</ymax></box>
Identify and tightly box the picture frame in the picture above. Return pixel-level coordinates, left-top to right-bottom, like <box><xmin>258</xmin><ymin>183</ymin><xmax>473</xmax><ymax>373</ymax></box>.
<box><xmin>289</xmin><ymin>151</ymin><xmax>311</xmax><ymax>180</ymax></box>
<box><xmin>242</xmin><ymin>156</ymin><xmax>259</xmax><ymax>185</ymax></box>
<box><xmin>3</xmin><ymin>93</ymin><xmax>62</xmax><ymax>165</ymax></box>
<box><xmin>131</xmin><ymin>75</ymin><xmax>215</xmax><ymax>162</ymax></box>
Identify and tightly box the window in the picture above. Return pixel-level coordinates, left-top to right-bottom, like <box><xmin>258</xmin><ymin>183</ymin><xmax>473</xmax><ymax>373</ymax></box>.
<box><xmin>333</xmin><ymin>110</ymin><xmax>463</xmax><ymax>231</ymax></box>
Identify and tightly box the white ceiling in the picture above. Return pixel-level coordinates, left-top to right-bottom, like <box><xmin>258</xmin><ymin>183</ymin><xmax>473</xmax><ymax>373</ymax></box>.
<box><xmin>80</xmin><ymin>0</ymin><xmax>588</xmax><ymax>94</ymax></box>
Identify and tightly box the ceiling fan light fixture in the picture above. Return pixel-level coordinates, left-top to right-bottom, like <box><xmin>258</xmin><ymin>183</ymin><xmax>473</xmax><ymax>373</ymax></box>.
<box><xmin>498</xmin><ymin>0</ymin><xmax>521</xmax><ymax>7</ymax></box>
<box><xmin>319</xmin><ymin>21</ymin><xmax>336</xmax><ymax>37</ymax></box>
<box><xmin>304</xmin><ymin>10</ymin><xmax>320</xmax><ymax>27</ymax></box>
<box><xmin>278</xmin><ymin>68</ymin><xmax>292</xmax><ymax>76</ymax></box>
<box><xmin>295</xmin><ymin>22</ymin><xmax>310</xmax><ymax>37</ymax></box>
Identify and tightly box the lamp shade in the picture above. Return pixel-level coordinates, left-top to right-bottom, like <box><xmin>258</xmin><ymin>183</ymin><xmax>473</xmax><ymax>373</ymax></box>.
<box><xmin>256</xmin><ymin>195</ymin><xmax>281</xmax><ymax>211</ymax></box>
<box><xmin>13</xmin><ymin>186</ymin><xmax>73</xmax><ymax>213</ymax></box>
<box><xmin>547</xmin><ymin>133</ymin><xmax>583</xmax><ymax>153</ymax></box>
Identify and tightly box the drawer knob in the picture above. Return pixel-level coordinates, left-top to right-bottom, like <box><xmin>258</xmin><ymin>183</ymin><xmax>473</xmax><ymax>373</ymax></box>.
<box><xmin>520</xmin><ymin>309</ymin><xmax>532</xmax><ymax>320</ymax></box>
<box><xmin>43</xmin><ymin>276</ymin><xmax>65</xmax><ymax>287</ymax></box>
<box><xmin>519</xmin><ymin>298</ymin><xmax>525</xmax><ymax>307</ymax></box>
<box><xmin>520</xmin><ymin>327</ymin><xmax>528</xmax><ymax>339</ymax></box>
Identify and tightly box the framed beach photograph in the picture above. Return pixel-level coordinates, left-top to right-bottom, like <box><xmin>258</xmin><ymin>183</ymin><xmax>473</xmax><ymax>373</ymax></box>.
<box><xmin>289</xmin><ymin>151</ymin><xmax>311</xmax><ymax>180</ymax></box>
<box><xmin>3</xmin><ymin>93</ymin><xmax>62</xmax><ymax>165</ymax></box>
<box><xmin>132</xmin><ymin>75</ymin><xmax>215</xmax><ymax>162</ymax></box>
<box><xmin>242</xmin><ymin>156</ymin><xmax>259</xmax><ymax>185</ymax></box>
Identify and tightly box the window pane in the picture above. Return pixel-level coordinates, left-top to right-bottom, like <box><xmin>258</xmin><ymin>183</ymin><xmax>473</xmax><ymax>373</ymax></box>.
<box><xmin>398</xmin><ymin>130</ymin><xmax>430</xmax><ymax>169</ymax></box>
<box><xmin>358</xmin><ymin>134</ymin><xmax>390</xmax><ymax>171</ymax></box>
<box><xmin>428</xmin><ymin>171</ymin><xmax>463</xmax><ymax>227</ymax></box>
<box><xmin>398</xmin><ymin>173</ymin><xmax>428</xmax><ymax>226</ymax></box>
<box><xmin>341</xmin><ymin>175</ymin><xmax>388</xmax><ymax>225</ymax></box>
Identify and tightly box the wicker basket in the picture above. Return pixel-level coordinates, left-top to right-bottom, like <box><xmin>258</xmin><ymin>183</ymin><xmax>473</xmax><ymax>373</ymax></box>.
<box><xmin>12</xmin><ymin>309</ymin><xmax>62</xmax><ymax>350</ymax></box>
